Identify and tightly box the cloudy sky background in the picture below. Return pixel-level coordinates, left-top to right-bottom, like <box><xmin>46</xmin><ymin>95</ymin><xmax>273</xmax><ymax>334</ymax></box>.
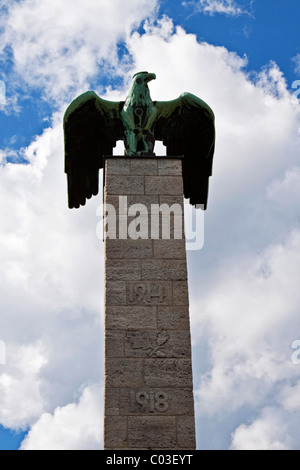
<box><xmin>0</xmin><ymin>0</ymin><xmax>300</xmax><ymax>450</ymax></box>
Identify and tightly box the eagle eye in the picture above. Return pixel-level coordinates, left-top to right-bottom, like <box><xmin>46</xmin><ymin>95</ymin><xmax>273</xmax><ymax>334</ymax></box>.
<box><xmin>136</xmin><ymin>78</ymin><xmax>142</xmax><ymax>84</ymax></box>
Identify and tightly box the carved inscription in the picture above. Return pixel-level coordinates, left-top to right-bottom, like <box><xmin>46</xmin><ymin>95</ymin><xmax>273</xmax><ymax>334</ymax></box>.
<box><xmin>127</xmin><ymin>282</ymin><xmax>171</xmax><ymax>305</ymax></box>
<box><xmin>126</xmin><ymin>330</ymin><xmax>170</xmax><ymax>357</ymax></box>
<box><xmin>130</xmin><ymin>390</ymin><xmax>169</xmax><ymax>413</ymax></box>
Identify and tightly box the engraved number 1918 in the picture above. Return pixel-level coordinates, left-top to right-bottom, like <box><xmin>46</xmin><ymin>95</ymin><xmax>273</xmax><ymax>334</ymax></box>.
<box><xmin>130</xmin><ymin>390</ymin><xmax>169</xmax><ymax>413</ymax></box>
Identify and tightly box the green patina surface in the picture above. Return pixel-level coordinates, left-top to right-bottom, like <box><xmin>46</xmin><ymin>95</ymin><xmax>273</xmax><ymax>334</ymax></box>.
<box><xmin>121</xmin><ymin>71</ymin><xmax>157</xmax><ymax>156</ymax></box>
<box><xmin>63</xmin><ymin>71</ymin><xmax>215</xmax><ymax>209</ymax></box>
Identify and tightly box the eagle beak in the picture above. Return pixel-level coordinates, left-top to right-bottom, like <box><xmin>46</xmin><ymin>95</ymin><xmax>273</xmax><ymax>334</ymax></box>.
<box><xmin>146</xmin><ymin>73</ymin><xmax>156</xmax><ymax>83</ymax></box>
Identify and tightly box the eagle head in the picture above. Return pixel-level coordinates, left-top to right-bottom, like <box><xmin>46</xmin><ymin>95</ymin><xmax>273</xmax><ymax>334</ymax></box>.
<box><xmin>133</xmin><ymin>71</ymin><xmax>156</xmax><ymax>85</ymax></box>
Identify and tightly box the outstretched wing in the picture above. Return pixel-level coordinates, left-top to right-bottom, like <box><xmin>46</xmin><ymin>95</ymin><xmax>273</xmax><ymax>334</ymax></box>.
<box><xmin>64</xmin><ymin>91</ymin><xmax>124</xmax><ymax>208</ymax></box>
<box><xmin>154</xmin><ymin>92</ymin><xmax>215</xmax><ymax>209</ymax></box>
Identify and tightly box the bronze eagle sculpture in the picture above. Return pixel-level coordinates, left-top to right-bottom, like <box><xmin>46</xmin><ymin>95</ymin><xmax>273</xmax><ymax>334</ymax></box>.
<box><xmin>64</xmin><ymin>71</ymin><xmax>215</xmax><ymax>209</ymax></box>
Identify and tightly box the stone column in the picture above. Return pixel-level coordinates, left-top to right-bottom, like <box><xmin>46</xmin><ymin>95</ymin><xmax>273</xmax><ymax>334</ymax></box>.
<box><xmin>103</xmin><ymin>156</ymin><xmax>196</xmax><ymax>450</ymax></box>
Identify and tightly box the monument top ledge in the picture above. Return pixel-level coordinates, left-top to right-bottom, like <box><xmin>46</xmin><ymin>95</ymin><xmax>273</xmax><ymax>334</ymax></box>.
<box><xmin>103</xmin><ymin>155</ymin><xmax>183</xmax><ymax>159</ymax></box>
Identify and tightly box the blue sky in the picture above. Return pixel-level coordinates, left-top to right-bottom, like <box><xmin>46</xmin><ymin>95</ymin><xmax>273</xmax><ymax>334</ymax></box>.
<box><xmin>1</xmin><ymin>0</ymin><xmax>299</xmax><ymax>155</ymax></box>
<box><xmin>0</xmin><ymin>425</ymin><xmax>25</xmax><ymax>450</ymax></box>
<box><xmin>0</xmin><ymin>0</ymin><xmax>300</xmax><ymax>450</ymax></box>
<box><xmin>164</xmin><ymin>0</ymin><xmax>300</xmax><ymax>85</ymax></box>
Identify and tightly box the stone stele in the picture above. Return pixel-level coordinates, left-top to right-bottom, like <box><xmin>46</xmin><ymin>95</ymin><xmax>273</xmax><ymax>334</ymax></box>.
<box><xmin>104</xmin><ymin>156</ymin><xmax>196</xmax><ymax>450</ymax></box>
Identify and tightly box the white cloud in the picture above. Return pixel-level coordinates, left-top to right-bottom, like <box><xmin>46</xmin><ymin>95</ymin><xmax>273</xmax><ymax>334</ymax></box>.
<box><xmin>193</xmin><ymin>231</ymin><xmax>300</xmax><ymax>414</ymax></box>
<box><xmin>279</xmin><ymin>381</ymin><xmax>300</xmax><ymax>412</ymax></box>
<box><xmin>0</xmin><ymin>79</ymin><xmax>6</xmax><ymax>106</ymax></box>
<box><xmin>0</xmin><ymin>10</ymin><xmax>299</xmax><ymax>450</ymax></box>
<box><xmin>183</xmin><ymin>0</ymin><xmax>250</xmax><ymax>17</ymax></box>
<box><xmin>267</xmin><ymin>167</ymin><xmax>300</xmax><ymax>220</ymax></box>
<box><xmin>0</xmin><ymin>343</ymin><xmax>47</xmax><ymax>429</ymax></box>
<box><xmin>0</xmin><ymin>0</ymin><xmax>159</xmax><ymax>101</ymax></box>
<box><xmin>20</xmin><ymin>384</ymin><xmax>102</xmax><ymax>450</ymax></box>
<box><xmin>0</xmin><ymin>120</ymin><xmax>105</xmax><ymax>430</ymax></box>
<box><xmin>253</xmin><ymin>61</ymin><xmax>290</xmax><ymax>99</ymax></box>
<box><xmin>230</xmin><ymin>407</ymin><xmax>300</xmax><ymax>450</ymax></box>
<box><xmin>0</xmin><ymin>122</ymin><xmax>103</xmax><ymax>315</ymax></box>
<box><xmin>292</xmin><ymin>54</ymin><xmax>300</xmax><ymax>74</ymax></box>
<box><xmin>230</xmin><ymin>382</ymin><xmax>300</xmax><ymax>449</ymax></box>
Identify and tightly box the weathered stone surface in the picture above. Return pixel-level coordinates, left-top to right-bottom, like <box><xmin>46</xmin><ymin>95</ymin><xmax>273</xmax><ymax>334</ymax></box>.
<box><xmin>128</xmin><ymin>416</ymin><xmax>176</xmax><ymax>449</ymax></box>
<box><xmin>104</xmin><ymin>416</ymin><xmax>127</xmax><ymax>448</ymax></box>
<box><xmin>141</xmin><ymin>260</ymin><xmax>187</xmax><ymax>281</ymax></box>
<box><xmin>128</xmin><ymin>194</ymin><xmax>160</xmax><ymax>210</ymax></box>
<box><xmin>106</xmin><ymin>194</ymin><xmax>159</xmax><ymax>214</ymax></box>
<box><xmin>130</xmin><ymin>159</ymin><xmax>158</xmax><ymax>175</ymax></box>
<box><xmin>106</xmin><ymin>158</ymin><xmax>131</xmax><ymax>175</ymax></box>
<box><xmin>177</xmin><ymin>416</ymin><xmax>196</xmax><ymax>449</ymax></box>
<box><xmin>153</xmin><ymin>240</ymin><xmax>186</xmax><ymax>259</ymax></box>
<box><xmin>145</xmin><ymin>176</ymin><xmax>183</xmax><ymax>195</ymax></box>
<box><xmin>104</xmin><ymin>157</ymin><xmax>195</xmax><ymax>450</ymax></box>
<box><xmin>144</xmin><ymin>359</ymin><xmax>194</xmax><ymax>387</ymax></box>
<box><xmin>106</xmin><ymin>239</ymin><xmax>152</xmax><ymax>259</ymax></box>
<box><xmin>158</xmin><ymin>159</ymin><xmax>182</xmax><ymax>176</ymax></box>
<box><xmin>105</xmin><ymin>330</ymin><xmax>124</xmax><ymax>357</ymax></box>
<box><xmin>104</xmin><ymin>387</ymin><xmax>120</xmax><ymax>416</ymax></box>
<box><xmin>105</xmin><ymin>175</ymin><xmax>144</xmax><ymax>195</ymax></box>
<box><xmin>173</xmin><ymin>281</ymin><xmax>190</xmax><ymax>306</ymax></box>
<box><xmin>105</xmin><ymin>305</ymin><xmax>157</xmax><ymax>330</ymax></box>
<box><xmin>159</xmin><ymin>195</ymin><xmax>184</xmax><ymax>207</ymax></box>
<box><xmin>105</xmin><ymin>259</ymin><xmax>141</xmax><ymax>281</ymax></box>
<box><xmin>157</xmin><ymin>306</ymin><xmax>191</xmax><ymax>330</ymax></box>
<box><xmin>105</xmin><ymin>358</ymin><xmax>144</xmax><ymax>388</ymax></box>
<box><xmin>105</xmin><ymin>281</ymin><xmax>127</xmax><ymax>305</ymax></box>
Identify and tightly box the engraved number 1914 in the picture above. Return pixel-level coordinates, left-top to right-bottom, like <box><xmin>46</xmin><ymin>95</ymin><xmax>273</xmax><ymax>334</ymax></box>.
<box><xmin>128</xmin><ymin>283</ymin><xmax>166</xmax><ymax>304</ymax></box>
